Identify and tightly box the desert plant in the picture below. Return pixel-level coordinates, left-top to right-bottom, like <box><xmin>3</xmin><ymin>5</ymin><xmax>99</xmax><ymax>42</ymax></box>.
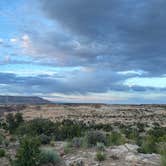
<box><xmin>96</xmin><ymin>142</ymin><xmax>105</xmax><ymax>151</ymax></box>
<box><xmin>72</xmin><ymin>137</ymin><xmax>83</xmax><ymax>148</ymax></box>
<box><xmin>6</xmin><ymin>112</ymin><xmax>24</xmax><ymax>133</ymax></box>
<box><xmin>84</xmin><ymin>130</ymin><xmax>107</xmax><ymax>147</ymax></box>
<box><xmin>13</xmin><ymin>136</ymin><xmax>41</xmax><ymax>166</ymax></box>
<box><xmin>0</xmin><ymin>133</ymin><xmax>4</xmax><ymax>145</ymax></box>
<box><xmin>15</xmin><ymin>112</ymin><xmax>24</xmax><ymax>126</ymax></box>
<box><xmin>39</xmin><ymin>134</ymin><xmax>51</xmax><ymax>144</ymax></box>
<box><xmin>96</xmin><ymin>151</ymin><xmax>106</xmax><ymax>161</ymax></box>
<box><xmin>138</xmin><ymin>135</ymin><xmax>157</xmax><ymax>154</ymax></box>
<box><xmin>0</xmin><ymin>148</ymin><xmax>5</xmax><ymax>157</ymax></box>
<box><xmin>161</xmin><ymin>153</ymin><xmax>166</xmax><ymax>166</ymax></box>
<box><xmin>108</xmin><ymin>131</ymin><xmax>126</xmax><ymax>146</ymax></box>
<box><xmin>4</xmin><ymin>139</ymin><xmax>9</xmax><ymax>147</ymax></box>
<box><xmin>157</xmin><ymin>143</ymin><xmax>166</xmax><ymax>166</ymax></box>
<box><xmin>39</xmin><ymin>147</ymin><xmax>62</xmax><ymax>165</ymax></box>
<box><xmin>57</xmin><ymin>119</ymin><xmax>86</xmax><ymax>140</ymax></box>
<box><xmin>6</xmin><ymin>113</ymin><xmax>16</xmax><ymax>133</ymax></box>
<box><xmin>16</xmin><ymin>118</ymin><xmax>56</xmax><ymax>137</ymax></box>
<box><xmin>9</xmin><ymin>135</ymin><xmax>17</xmax><ymax>142</ymax></box>
<box><xmin>63</xmin><ymin>141</ymin><xmax>72</xmax><ymax>154</ymax></box>
<box><xmin>50</xmin><ymin>140</ymin><xmax>55</xmax><ymax>146</ymax></box>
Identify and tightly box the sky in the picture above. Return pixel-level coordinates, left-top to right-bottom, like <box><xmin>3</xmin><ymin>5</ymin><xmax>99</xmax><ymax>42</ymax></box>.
<box><xmin>0</xmin><ymin>0</ymin><xmax>166</xmax><ymax>104</ymax></box>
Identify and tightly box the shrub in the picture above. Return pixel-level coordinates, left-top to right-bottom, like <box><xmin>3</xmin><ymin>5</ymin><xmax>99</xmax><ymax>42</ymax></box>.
<box><xmin>72</xmin><ymin>137</ymin><xmax>83</xmax><ymax>148</ymax></box>
<box><xmin>15</xmin><ymin>112</ymin><xmax>24</xmax><ymax>126</ymax></box>
<box><xmin>148</xmin><ymin>127</ymin><xmax>166</xmax><ymax>138</ymax></box>
<box><xmin>16</xmin><ymin>118</ymin><xmax>56</xmax><ymax>136</ymax></box>
<box><xmin>96</xmin><ymin>151</ymin><xmax>106</xmax><ymax>161</ymax></box>
<box><xmin>6</xmin><ymin>112</ymin><xmax>24</xmax><ymax>134</ymax></box>
<box><xmin>39</xmin><ymin>134</ymin><xmax>51</xmax><ymax>144</ymax></box>
<box><xmin>6</xmin><ymin>113</ymin><xmax>16</xmax><ymax>133</ymax></box>
<box><xmin>64</xmin><ymin>142</ymin><xmax>72</xmax><ymax>154</ymax></box>
<box><xmin>39</xmin><ymin>147</ymin><xmax>62</xmax><ymax>165</ymax></box>
<box><xmin>96</xmin><ymin>142</ymin><xmax>105</xmax><ymax>151</ymax></box>
<box><xmin>90</xmin><ymin>123</ymin><xmax>113</xmax><ymax>132</ymax></box>
<box><xmin>127</xmin><ymin>128</ymin><xmax>139</xmax><ymax>140</ymax></box>
<box><xmin>13</xmin><ymin>136</ymin><xmax>41</xmax><ymax>166</ymax></box>
<box><xmin>161</xmin><ymin>153</ymin><xmax>166</xmax><ymax>166</ymax></box>
<box><xmin>50</xmin><ymin>140</ymin><xmax>55</xmax><ymax>146</ymax></box>
<box><xmin>158</xmin><ymin>135</ymin><xmax>166</xmax><ymax>142</ymax></box>
<box><xmin>0</xmin><ymin>148</ymin><xmax>5</xmax><ymax>157</ymax></box>
<box><xmin>108</xmin><ymin>131</ymin><xmax>126</xmax><ymax>146</ymax></box>
<box><xmin>4</xmin><ymin>139</ymin><xmax>9</xmax><ymax>147</ymax></box>
<box><xmin>138</xmin><ymin>135</ymin><xmax>157</xmax><ymax>154</ymax></box>
<box><xmin>157</xmin><ymin>143</ymin><xmax>166</xmax><ymax>166</ymax></box>
<box><xmin>56</xmin><ymin>119</ymin><xmax>86</xmax><ymax>140</ymax></box>
<box><xmin>85</xmin><ymin>130</ymin><xmax>107</xmax><ymax>147</ymax></box>
<box><xmin>9</xmin><ymin>135</ymin><xmax>17</xmax><ymax>142</ymax></box>
<box><xmin>0</xmin><ymin>134</ymin><xmax>4</xmax><ymax>145</ymax></box>
<box><xmin>16</xmin><ymin>118</ymin><xmax>88</xmax><ymax>141</ymax></box>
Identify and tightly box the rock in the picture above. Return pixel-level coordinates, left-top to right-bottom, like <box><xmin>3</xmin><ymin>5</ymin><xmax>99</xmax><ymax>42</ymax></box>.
<box><xmin>67</xmin><ymin>158</ymin><xmax>85</xmax><ymax>166</ymax></box>
<box><xmin>60</xmin><ymin>149</ymin><xmax>65</xmax><ymax>157</ymax></box>
<box><xmin>125</xmin><ymin>153</ymin><xmax>138</xmax><ymax>162</ymax></box>
<box><xmin>125</xmin><ymin>143</ymin><xmax>139</xmax><ymax>153</ymax></box>
<box><xmin>110</xmin><ymin>155</ymin><xmax>119</xmax><ymax>160</ymax></box>
<box><xmin>108</xmin><ymin>145</ymin><xmax>128</xmax><ymax>158</ymax></box>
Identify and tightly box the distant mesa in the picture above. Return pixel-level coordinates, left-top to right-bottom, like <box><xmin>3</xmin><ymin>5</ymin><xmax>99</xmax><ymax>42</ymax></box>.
<box><xmin>0</xmin><ymin>95</ymin><xmax>51</xmax><ymax>104</ymax></box>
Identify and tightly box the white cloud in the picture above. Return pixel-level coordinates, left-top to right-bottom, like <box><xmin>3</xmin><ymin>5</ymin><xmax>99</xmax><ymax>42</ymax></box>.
<box><xmin>124</xmin><ymin>77</ymin><xmax>166</xmax><ymax>88</ymax></box>
<box><xmin>118</xmin><ymin>70</ymin><xmax>147</xmax><ymax>76</ymax></box>
<box><xmin>10</xmin><ymin>38</ymin><xmax>18</xmax><ymax>43</ymax></box>
<box><xmin>21</xmin><ymin>34</ymin><xmax>30</xmax><ymax>48</ymax></box>
<box><xmin>0</xmin><ymin>38</ymin><xmax>3</xmax><ymax>44</ymax></box>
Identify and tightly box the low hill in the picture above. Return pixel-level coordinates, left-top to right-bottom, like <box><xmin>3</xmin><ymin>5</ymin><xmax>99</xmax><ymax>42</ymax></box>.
<box><xmin>0</xmin><ymin>95</ymin><xmax>51</xmax><ymax>104</ymax></box>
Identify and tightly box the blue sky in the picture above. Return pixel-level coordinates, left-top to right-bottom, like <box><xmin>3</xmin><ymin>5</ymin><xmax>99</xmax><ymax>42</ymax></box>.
<box><xmin>0</xmin><ymin>0</ymin><xmax>166</xmax><ymax>103</ymax></box>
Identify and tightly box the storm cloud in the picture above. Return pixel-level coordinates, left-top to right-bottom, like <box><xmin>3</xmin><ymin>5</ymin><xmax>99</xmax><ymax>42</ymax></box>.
<box><xmin>35</xmin><ymin>0</ymin><xmax>166</xmax><ymax>74</ymax></box>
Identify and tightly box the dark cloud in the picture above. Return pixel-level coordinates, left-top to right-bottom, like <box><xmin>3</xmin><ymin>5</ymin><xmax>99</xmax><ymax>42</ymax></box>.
<box><xmin>35</xmin><ymin>0</ymin><xmax>166</xmax><ymax>74</ymax></box>
<box><xmin>0</xmin><ymin>71</ymin><xmax>165</xmax><ymax>96</ymax></box>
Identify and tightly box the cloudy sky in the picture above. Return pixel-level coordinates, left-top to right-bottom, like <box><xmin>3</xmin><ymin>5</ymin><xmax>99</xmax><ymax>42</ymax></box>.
<box><xmin>0</xmin><ymin>0</ymin><xmax>166</xmax><ymax>103</ymax></box>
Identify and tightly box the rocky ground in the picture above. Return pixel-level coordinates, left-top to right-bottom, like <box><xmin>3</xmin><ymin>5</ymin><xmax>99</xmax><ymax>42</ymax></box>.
<box><xmin>54</xmin><ymin>142</ymin><xmax>161</xmax><ymax>166</ymax></box>
<box><xmin>0</xmin><ymin>141</ymin><xmax>161</xmax><ymax>166</ymax></box>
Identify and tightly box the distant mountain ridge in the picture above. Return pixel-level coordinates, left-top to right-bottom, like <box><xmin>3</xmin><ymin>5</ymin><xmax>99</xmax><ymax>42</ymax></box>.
<box><xmin>0</xmin><ymin>96</ymin><xmax>51</xmax><ymax>104</ymax></box>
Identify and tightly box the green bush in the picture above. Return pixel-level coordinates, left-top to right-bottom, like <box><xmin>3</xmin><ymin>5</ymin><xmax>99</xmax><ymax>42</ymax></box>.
<box><xmin>90</xmin><ymin>123</ymin><xmax>113</xmax><ymax>132</ymax></box>
<box><xmin>84</xmin><ymin>130</ymin><xmax>107</xmax><ymax>147</ymax></box>
<box><xmin>0</xmin><ymin>134</ymin><xmax>4</xmax><ymax>145</ymax></box>
<box><xmin>108</xmin><ymin>131</ymin><xmax>126</xmax><ymax>146</ymax></box>
<box><xmin>64</xmin><ymin>142</ymin><xmax>72</xmax><ymax>154</ymax></box>
<box><xmin>4</xmin><ymin>139</ymin><xmax>9</xmax><ymax>147</ymax></box>
<box><xmin>96</xmin><ymin>142</ymin><xmax>105</xmax><ymax>151</ymax></box>
<box><xmin>6</xmin><ymin>112</ymin><xmax>24</xmax><ymax>133</ymax></box>
<box><xmin>13</xmin><ymin>136</ymin><xmax>41</xmax><ymax>166</ymax></box>
<box><xmin>6</xmin><ymin>113</ymin><xmax>16</xmax><ymax>133</ymax></box>
<box><xmin>9</xmin><ymin>135</ymin><xmax>17</xmax><ymax>142</ymax></box>
<box><xmin>72</xmin><ymin>137</ymin><xmax>83</xmax><ymax>148</ymax></box>
<box><xmin>16</xmin><ymin>118</ymin><xmax>87</xmax><ymax>141</ymax></box>
<box><xmin>56</xmin><ymin>119</ymin><xmax>86</xmax><ymax>140</ymax></box>
<box><xmin>96</xmin><ymin>151</ymin><xmax>106</xmax><ymax>161</ymax></box>
<box><xmin>161</xmin><ymin>153</ymin><xmax>166</xmax><ymax>166</ymax></box>
<box><xmin>157</xmin><ymin>143</ymin><xmax>166</xmax><ymax>166</ymax></box>
<box><xmin>39</xmin><ymin>134</ymin><xmax>51</xmax><ymax>145</ymax></box>
<box><xmin>15</xmin><ymin>112</ymin><xmax>24</xmax><ymax>126</ymax></box>
<box><xmin>16</xmin><ymin>118</ymin><xmax>55</xmax><ymax>136</ymax></box>
<box><xmin>0</xmin><ymin>148</ymin><xmax>5</xmax><ymax>157</ymax></box>
<box><xmin>138</xmin><ymin>135</ymin><xmax>157</xmax><ymax>154</ymax></box>
<box><xmin>157</xmin><ymin>135</ymin><xmax>166</xmax><ymax>142</ymax></box>
<box><xmin>127</xmin><ymin>128</ymin><xmax>139</xmax><ymax>140</ymax></box>
<box><xmin>39</xmin><ymin>147</ymin><xmax>62</xmax><ymax>165</ymax></box>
